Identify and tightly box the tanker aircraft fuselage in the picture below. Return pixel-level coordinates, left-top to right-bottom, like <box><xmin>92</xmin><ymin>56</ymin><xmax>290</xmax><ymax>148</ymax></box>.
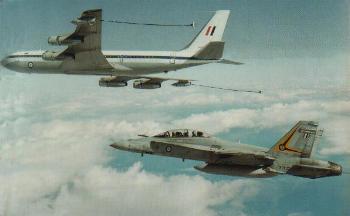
<box><xmin>1</xmin><ymin>9</ymin><xmax>240</xmax><ymax>89</ymax></box>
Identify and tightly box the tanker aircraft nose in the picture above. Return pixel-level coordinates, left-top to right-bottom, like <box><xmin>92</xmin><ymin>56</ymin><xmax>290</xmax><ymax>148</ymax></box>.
<box><xmin>1</xmin><ymin>56</ymin><xmax>10</xmax><ymax>68</ymax></box>
<box><xmin>1</xmin><ymin>55</ymin><xmax>19</xmax><ymax>71</ymax></box>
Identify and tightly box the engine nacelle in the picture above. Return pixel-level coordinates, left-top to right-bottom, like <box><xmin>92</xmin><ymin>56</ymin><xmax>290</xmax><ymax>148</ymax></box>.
<box><xmin>42</xmin><ymin>50</ymin><xmax>61</xmax><ymax>61</ymax></box>
<box><xmin>48</xmin><ymin>35</ymin><xmax>82</xmax><ymax>46</ymax></box>
<box><xmin>133</xmin><ymin>80</ymin><xmax>161</xmax><ymax>89</ymax></box>
<box><xmin>172</xmin><ymin>80</ymin><xmax>191</xmax><ymax>87</ymax></box>
<box><xmin>99</xmin><ymin>77</ymin><xmax>128</xmax><ymax>87</ymax></box>
<box><xmin>71</xmin><ymin>18</ymin><xmax>96</xmax><ymax>26</ymax></box>
<box><xmin>194</xmin><ymin>164</ymin><xmax>277</xmax><ymax>178</ymax></box>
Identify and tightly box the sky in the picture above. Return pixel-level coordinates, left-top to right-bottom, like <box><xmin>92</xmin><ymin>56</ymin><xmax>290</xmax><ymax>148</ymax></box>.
<box><xmin>0</xmin><ymin>0</ymin><xmax>349</xmax><ymax>215</ymax></box>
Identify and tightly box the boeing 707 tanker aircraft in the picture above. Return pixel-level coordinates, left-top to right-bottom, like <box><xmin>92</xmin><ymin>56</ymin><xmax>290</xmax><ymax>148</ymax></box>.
<box><xmin>1</xmin><ymin>9</ymin><xmax>242</xmax><ymax>89</ymax></box>
<box><xmin>110</xmin><ymin>121</ymin><xmax>342</xmax><ymax>179</ymax></box>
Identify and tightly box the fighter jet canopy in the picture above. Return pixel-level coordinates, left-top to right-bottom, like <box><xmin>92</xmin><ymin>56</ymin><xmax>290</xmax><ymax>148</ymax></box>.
<box><xmin>154</xmin><ymin>129</ymin><xmax>210</xmax><ymax>138</ymax></box>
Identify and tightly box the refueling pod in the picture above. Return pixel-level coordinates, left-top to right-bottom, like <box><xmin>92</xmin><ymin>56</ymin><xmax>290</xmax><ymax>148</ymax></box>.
<box><xmin>133</xmin><ymin>80</ymin><xmax>161</xmax><ymax>89</ymax></box>
<box><xmin>172</xmin><ymin>80</ymin><xmax>191</xmax><ymax>87</ymax></box>
<box><xmin>99</xmin><ymin>77</ymin><xmax>128</xmax><ymax>87</ymax></box>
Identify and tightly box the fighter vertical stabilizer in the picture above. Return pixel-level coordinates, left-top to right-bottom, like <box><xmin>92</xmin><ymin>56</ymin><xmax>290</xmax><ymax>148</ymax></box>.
<box><xmin>268</xmin><ymin>121</ymin><xmax>320</xmax><ymax>158</ymax></box>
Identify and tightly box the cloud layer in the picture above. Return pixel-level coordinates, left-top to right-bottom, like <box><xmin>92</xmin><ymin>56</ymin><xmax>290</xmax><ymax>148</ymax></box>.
<box><xmin>0</xmin><ymin>118</ymin><xmax>258</xmax><ymax>216</ymax></box>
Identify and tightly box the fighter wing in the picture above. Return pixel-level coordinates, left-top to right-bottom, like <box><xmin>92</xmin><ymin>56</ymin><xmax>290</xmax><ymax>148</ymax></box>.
<box><xmin>99</xmin><ymin>75</ymin><xmax>193</xmax><ymax>88</ymax></box>
<box><xmin>150</xmin><ymin>141</ymin><xmax>274</xmax><ymax>166</ymax></box>
<box><xmin>47</xmin><ymin>9</ymin><xmax>112</xmax><ymax>71</ymax></box>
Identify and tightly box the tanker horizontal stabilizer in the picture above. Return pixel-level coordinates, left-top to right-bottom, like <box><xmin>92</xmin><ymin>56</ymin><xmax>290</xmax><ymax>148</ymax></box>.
<box><xmin>217</xmin><ymin>59</ymin><xmax>244</xmax><ymax>65</ymax></box>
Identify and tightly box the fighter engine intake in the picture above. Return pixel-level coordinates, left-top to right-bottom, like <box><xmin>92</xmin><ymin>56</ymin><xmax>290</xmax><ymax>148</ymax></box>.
<box><xmin>133</xmin><ymin>80</ymin><xmax>161</xmax><ymax>89</ymax></box>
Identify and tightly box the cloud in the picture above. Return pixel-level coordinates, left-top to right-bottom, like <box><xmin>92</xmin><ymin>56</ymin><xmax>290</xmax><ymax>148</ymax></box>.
<box><xmin>172</xmin><ymin>99</ymin><xmax>350</xmax><ymax>155</ymax></box>
<box><xmin>0</xmin><ymin>66</ymin><xmax>348</xmax><ymax>216</ymax></box>
<box><xmin>31</xmin><ymin>163</ymin><xmax>258</xmax><ymax>216</ymax></box>
<box><xmin>0</xmin><ymin>117</ymin><xmax>259</xmax><ymax>216</ymax></box>
<box><xmin>172</xmin><ymin>100</ymin><xmax>343</xmax><ymax>133</ymax></box>
<box><xmin>2</xmin><ymin>164</ymin><xmax>259</xmax><ymax>216</ymax></box>
<box><xmin>288</xmin><ymin>212</ymin><xmax>312</xmax><ymax>216</ymax></box>
<box><xmin>319</xmin><ymin>118</ymin><xmax>350</xmax><ymax>155</ymax></box>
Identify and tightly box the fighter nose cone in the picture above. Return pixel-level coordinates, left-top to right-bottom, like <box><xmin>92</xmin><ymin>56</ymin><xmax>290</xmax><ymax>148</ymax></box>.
<box><xmin>110</xmin><ymin>143</ymin><xmax>119</xmax><ymax>149</ymax></box>
<box><xmin>329</xmin><ymin>163</ymin><xmax>342</xmax><ymax>176</ymax></box>
<box><xmin>110</xmin><ymin>141</ymin><xmax>130</xmax><ymax>151</ymax></box>
<box><xmin>334</xmin><ymin>164</ymin><xmax>342</xmax><ymax>176</ymax></box>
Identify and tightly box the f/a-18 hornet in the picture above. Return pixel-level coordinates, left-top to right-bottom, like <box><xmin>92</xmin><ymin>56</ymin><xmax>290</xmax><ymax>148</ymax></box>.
<box><xmin>110</xmin><ymin>121</ymin><xmax>342</xmax><ymax>179</ymax></box>
<box><xmin>1</xmin><ymin>9</ymin><xmax>241</xmax><ymax>89</ymax></box>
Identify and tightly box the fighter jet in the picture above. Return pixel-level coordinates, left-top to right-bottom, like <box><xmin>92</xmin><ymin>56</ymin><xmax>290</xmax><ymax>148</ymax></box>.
<box><xmin>1</xmin><ymin>9</ymin><xmax>241</xmax><ymax>89</ymax></box>
<box><xmin>110</xmin><ymin>121</ymin><xmax>342</xmax><ymax>178</ymax></box>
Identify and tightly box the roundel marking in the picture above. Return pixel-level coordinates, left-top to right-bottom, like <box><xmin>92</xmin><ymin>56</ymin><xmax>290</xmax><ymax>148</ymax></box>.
<box><xmin>279</xmin><ymin>144</ymin><xmax>286</xmax><ymax>151</ymax></box>
<box><xmin>28</xmin><ymin>62</ymin><xmax>33</xmax><ymax>68</ymax></box>
<box><xmin>165</xmin><ymin>145</ymin><xmax>172</xmax><ymax>152</ymax></box>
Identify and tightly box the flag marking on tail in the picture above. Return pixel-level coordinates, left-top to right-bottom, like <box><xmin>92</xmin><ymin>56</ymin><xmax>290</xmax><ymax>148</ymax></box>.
<box><xmin>205</xmin><ymin>26</ymin><xmax>212</xmax><ymax>36</ymax></box>
<box><xmin>210</xmin><ymin>26</ymin><xmax>216</xmax><ymax>36</ymax></box>
<box><xmin>205</xmin><ymin>26</ymin><xmax>216</xmax><ymax>36</ymax></box>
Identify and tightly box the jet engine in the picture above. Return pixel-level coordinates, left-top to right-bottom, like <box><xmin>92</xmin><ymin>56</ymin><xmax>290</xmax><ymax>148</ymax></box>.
<box><xmin>99</xmin><ymin>77</ymin><xmax>128</xmax><ymax>87</ymax></box>
<box><xmin>133</xmin><ymin>80</ymin><xmax>161</xmax><ymax>89</ymax></box>
<box><xmin>42</xmin><ymin>51</ymin><xmax>62</xmax><ymax>61</ymax></box>
<box><xmin>194</xmin><ymin>163</ymin><xmax>277</xmax><ymax>178</ymax></box>
<box><xmin>48</xmin><ymin>35</ymin><xmax>82</xmax><ymax>46</ymax></box>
